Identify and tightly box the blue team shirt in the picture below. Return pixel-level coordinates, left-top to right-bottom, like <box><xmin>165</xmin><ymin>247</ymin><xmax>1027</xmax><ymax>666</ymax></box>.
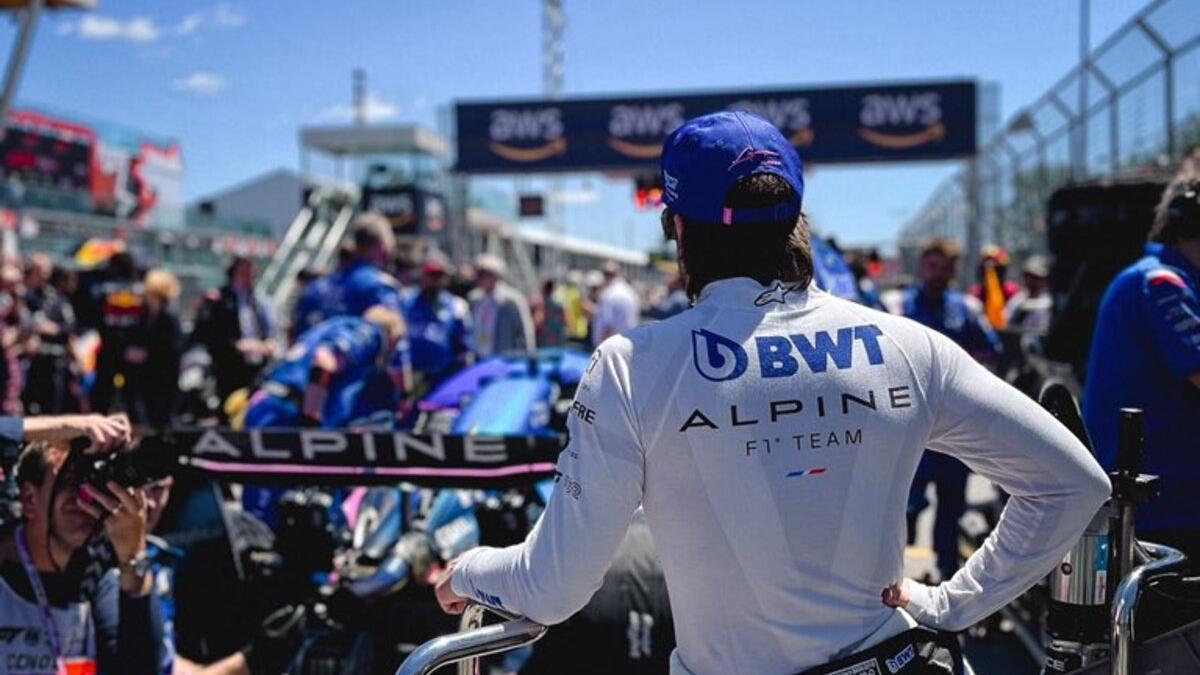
<box><xmin>811</xmin><ymin>238</ymin><xmax>863</xmax><ymax>303</ymax></box>
<box><xmin>293</xmin><ymin>260</ymin><xmax>403</xmax><ymax>333</ymax></box>
<box><xmin>1083</xmin><ymin>243</ymin><xmax>1200</xmax><ymax>531</ymax></box>
<box><xmin>259</xmin><ymin>316</ymin><xmax>409</xmax><ymax>428</ymax></box>
<box><xmin>401</xmin><ymin>289</ymin><xmax>472</xmax><ymax>383</ymax></box>
<box><xmin>901</xmin><ymin>287</ymin><xmax>1001</xmax><ymax>358</ymax></box>
<box><xmin>268</xmin><ymin>317</ymin><xmax>384</xmax><ymax>391</ymax></box>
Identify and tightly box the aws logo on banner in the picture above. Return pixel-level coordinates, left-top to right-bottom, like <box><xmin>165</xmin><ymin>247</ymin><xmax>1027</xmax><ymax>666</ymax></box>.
<box><xmin>606</xmin><ymin>103</ymin><xmax>685</xmax><ymax>159</ymax></box>
<box><xmin>691</xmin><ymin>325</ymin><xmax>885</xmax><ymax>382</ymax></box>
<box><xmin>728</xmin><ymin>98</ymin><xmax>814</xmax><ymax>147</ymax></box>
<box><xmin>858</xmin><ymin>92</ymin><xmax>945</xmax><ymax>150</ymax></box>
<box><xmin>488</xmin><ymin>108</ymin><xmax>566</xmax><ymax>163</ymax></box>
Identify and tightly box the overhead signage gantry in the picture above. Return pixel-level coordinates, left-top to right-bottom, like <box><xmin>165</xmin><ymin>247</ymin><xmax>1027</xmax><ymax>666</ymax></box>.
<box><xmin>454</xmin><ymin>80</ymin><xmax>977</xmax><ymax>173</ymax></box>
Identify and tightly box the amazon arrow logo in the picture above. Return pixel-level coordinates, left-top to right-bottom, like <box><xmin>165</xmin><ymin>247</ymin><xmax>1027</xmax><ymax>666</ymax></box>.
<box><xmin>488</xmin><ymin>107</ymin><xmax>567</xmax><ymax>163</ymax></box>
<box><xmin>857</xmin><ymin>92</ymin><xmax>946</xmax><ymax>150</ymax></box>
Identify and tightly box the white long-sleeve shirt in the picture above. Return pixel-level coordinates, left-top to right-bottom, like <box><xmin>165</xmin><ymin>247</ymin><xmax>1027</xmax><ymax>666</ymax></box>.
<box><xmin>453</xmin><ymin>277</ymin><xmax>1110</xmax><ymax>675</ymax></box>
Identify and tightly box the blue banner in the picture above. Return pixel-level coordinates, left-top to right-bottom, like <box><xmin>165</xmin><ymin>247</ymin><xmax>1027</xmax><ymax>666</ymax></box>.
<box><xmin>455</xmin><ymin>80</ymin><xmax>976</xmax><ymax>173</ymax></box>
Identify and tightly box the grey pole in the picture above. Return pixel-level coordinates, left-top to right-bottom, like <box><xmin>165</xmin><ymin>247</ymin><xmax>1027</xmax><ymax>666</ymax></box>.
<box><xmin>1077</xmin><ymin>0</ymin><xmax>1090</xmax><ymax>176</ymax></box>
<box><xmin>0</xmin><ymin>0</ymin><xmax>45</xmax><ymax>134</ymax></box>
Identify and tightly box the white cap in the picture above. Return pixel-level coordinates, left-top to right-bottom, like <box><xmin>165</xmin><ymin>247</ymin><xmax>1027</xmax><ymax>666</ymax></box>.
<box><xmin>474</xmin><ymin>253</ymin><xmax>507</xmax><ymax>277</ymax></box>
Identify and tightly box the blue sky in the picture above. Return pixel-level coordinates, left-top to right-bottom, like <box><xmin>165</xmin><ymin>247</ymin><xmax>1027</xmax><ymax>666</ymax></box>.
<box><xmin>7</xmin><ymin>1</ymin><xmax>1140</xmax><ymax>251</ymax></box>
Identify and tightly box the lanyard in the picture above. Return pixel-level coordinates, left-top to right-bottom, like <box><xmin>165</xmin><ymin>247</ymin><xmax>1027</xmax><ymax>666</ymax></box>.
<box><xmin>15</xmin><ymin>525</ymin><xmax>66</xmax><ymax>670</ymax></box>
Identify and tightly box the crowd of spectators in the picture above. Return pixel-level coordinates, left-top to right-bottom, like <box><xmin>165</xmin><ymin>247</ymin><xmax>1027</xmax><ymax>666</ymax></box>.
<box><xmin>0</xmin><ymin>209</ymin><xmax>1065</xmax><ymax>674</ymax></box>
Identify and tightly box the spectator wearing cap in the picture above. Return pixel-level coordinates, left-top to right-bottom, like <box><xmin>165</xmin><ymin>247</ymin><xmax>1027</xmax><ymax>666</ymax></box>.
<box><xmin>1004</xmin><ymin>255</ymin><xmax>1053</xmax><ymax>334</ymax></box>
<box><xmin>400</xmin><ymin>253</ymin><xmax>474</xmax><ymax>392</ymax></box>
<box><xmin>190</xmin><ymin>257</ymin><xmax>278</xmax><ymax>411</ymax></box>
<box><xmin>468</xmin><ymin>254</ymin><xmax>534</xmax><ymax>357</ymax></box>
<box><xmin>590</xmin><ymin>261</ymin><xmax>641</xmax><ymax>349</ymax></box>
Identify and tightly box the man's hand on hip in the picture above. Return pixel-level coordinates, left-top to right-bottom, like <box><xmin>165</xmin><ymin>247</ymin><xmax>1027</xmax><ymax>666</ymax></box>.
<box><xmin>435</xmin><ymin>557</ymin><xmax>470</xmax><ymax>615</ymax></box>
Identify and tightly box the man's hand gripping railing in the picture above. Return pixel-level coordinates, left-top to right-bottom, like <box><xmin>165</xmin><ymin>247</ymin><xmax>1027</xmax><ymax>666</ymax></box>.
<box><xmin>394</xmin><ymin>604</ymin><xmax>547</xmax><ymax>675</ymax></box>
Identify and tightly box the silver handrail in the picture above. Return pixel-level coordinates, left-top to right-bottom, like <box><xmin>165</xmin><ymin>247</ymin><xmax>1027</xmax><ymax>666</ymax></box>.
<box><xmin>258</xmin><ymin>188</ymin><xmax>322</xmax><ymax>296</ymax></box>
<box><xmin>1110</xmin><ymin>541</ymin><xmax>1186</xmax><ymax>675</ymax></box>
<box><xmin>394</xmin><ymin>605</ymin><xmax>547</xmax><ymax>675</ymax></box>
<box><xmin>310</xmin><ymin>204</ymin><xmax>355</xmax><ymax>272</ymax></box>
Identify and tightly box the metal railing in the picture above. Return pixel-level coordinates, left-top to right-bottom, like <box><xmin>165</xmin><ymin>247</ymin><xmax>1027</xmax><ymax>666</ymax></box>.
<box><xmin>900</xmin><ymin>0</ymin><xmax>1200</xmax><ymax>272</ymax></box>
<box><xmin>1110</xmin><ymin>541</ymin><xmax>1187</xmax><ymax>675</ymax></box>
<box><xmin>394</xmin><ymin>604</ymin><xmax>547</xmax><ymax>675</ymax></box>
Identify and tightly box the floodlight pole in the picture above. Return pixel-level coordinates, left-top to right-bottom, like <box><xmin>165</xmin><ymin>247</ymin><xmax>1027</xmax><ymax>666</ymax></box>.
<box><xmin>0</xmin><ymin>0</ymin><xmax>45</xmax><ymax>133</ymax></box>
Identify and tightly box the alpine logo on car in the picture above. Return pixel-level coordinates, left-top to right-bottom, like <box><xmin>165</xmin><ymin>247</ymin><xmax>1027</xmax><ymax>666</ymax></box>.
<box><xmin>691</xmin><ymin>325</ymin><xmax>885</xmax><ymax>382</ymax></box>
<box><xmin>858</xmin><ymin>92</ymin><xmax>944</xmax><ymax>150</ymax></box>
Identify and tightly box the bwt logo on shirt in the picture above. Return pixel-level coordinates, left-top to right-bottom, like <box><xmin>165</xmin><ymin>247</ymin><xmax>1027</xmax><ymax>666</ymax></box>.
<box><xmin>692</xmin><ymin>325</ymin><xmax>885</xmax><ymax>382</ymax></box>
<box><xmin>858</xmin><ymin>92</ymin><xmax>945</xmax><ymax>150</ymax></box>
<box><xmin>487</xmin><ymin>107</ymin><xmax>567</xmax><ymax>162</ymax></box>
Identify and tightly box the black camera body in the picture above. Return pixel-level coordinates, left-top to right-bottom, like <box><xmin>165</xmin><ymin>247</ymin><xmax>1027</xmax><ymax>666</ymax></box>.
<box><xmin>64</xmin><ymin>434</ymin><xmax>179</xmax><ymax>489</ymax></box>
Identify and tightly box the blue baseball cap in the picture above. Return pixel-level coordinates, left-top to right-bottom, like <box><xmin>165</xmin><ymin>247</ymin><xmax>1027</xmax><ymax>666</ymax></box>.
<box><xmin>661</xmin><ymin>110</ymin><xmax>805</xmax><ymax>226</ymax></box>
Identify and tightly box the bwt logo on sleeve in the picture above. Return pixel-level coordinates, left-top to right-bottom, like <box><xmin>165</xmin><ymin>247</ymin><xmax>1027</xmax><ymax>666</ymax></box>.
<box><xmin>858</xmin><ymin>92</ymin><xmax>945</xmax><ymax>150</ymax></box>
<box><xmin>606</xmin><ymin>103</ymin><xmax>686</xmax><ymax>159</ymax></box>
<box><xmin>692</xmin><ymin>325</ymin><xmax>885</xmax><ymax>382</ymax></box>
<box><xmin>488</xmin><ymin>107</ymin><xmax>567</xmax><ymax>162</ymax></box>
<box><xmin>728</xmin><ymin>97</ymin><xmax>814</xmax><ymax>147</ymax></box>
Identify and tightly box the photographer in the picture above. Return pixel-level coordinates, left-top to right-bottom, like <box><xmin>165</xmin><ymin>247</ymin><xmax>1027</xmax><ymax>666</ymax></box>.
<box><xmin>0</xmin><ymin>436</ymin><xmax>164</xmax><ymax>674</ymax></box>
<box><xmin>1</xmin><ymin>413</ymin><xmax>132</xmax><ymax>471</ymax></box>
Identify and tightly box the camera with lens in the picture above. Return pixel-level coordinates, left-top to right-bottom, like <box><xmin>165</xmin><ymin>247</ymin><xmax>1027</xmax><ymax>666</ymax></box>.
<box><xmin>61</xmin><ymin>433</ymin><xmax>180</xmax><ymax>489</ymax></box>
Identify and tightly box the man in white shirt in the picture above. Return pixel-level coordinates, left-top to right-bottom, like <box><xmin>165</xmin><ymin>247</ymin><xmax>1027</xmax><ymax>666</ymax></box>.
<box><xmin>435</xmin><ymin>111</ymin><xmax>1110</xmax><ymax>675</ymax></box>
<box><xmin>591</xmin><ymin>261</ymin><xmax>641</xmax><ymax>347</ymax></box>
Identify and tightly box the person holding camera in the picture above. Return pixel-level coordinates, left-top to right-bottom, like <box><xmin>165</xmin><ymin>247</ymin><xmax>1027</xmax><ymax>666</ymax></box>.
<box><xmin>0</xmin><ymin>431</ymin><xmax>164</xmax><ymax>674</ymax></box>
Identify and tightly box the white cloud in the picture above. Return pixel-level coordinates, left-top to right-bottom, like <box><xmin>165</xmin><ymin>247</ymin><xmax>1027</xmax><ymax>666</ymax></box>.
<box><xmin>175</xmin><ymin>13</ymin><xmax>205</xmax><ymax>35</ymax></box>
<box><xmin>213</xmin><ymin>4</ymin><xmax>246</xmax><ymax>28</ymax></box>
<box><xmin>317</xmin><ymin>95</ymin><xmax>399</xmax><ymax>123</ymax></box>
<box><xmin>172</xmin><ymin>71</ymin><xmax>227</xmax><ymax>96</ymax></box>
<box><xmin>59</xmin><ymin>15</ymin><xmax>161</xmax><ymax>43</ymax></box>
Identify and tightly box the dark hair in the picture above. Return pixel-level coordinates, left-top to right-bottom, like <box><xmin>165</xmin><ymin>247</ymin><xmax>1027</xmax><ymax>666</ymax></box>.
<box><xmin>919</xmin><ymin>237</ymin><xmax>961</xmax><ymax>261</ymax></box>
<box><xmin>15</xmin><ymin>441</ymin><xmax>54</xmax><ymax>488</ymax></box>
<box><xmin>106</xmin><ymin>251</ymin><xmax>137</xmax><ymax>281</ymax></box>
<box><xmin>1150</xmin><ymin>160</ymin><xmax>1200</xmax><ymax>245</ymax></box>
<box><xmin>226</xmin><ymin>255</ymin><xmax>252</xmax><ymax>282</ymax></box>
<box><xmin>670</xmin><ymin>174</ymin><xmax>813</xmax><ymax>300</ymax></box>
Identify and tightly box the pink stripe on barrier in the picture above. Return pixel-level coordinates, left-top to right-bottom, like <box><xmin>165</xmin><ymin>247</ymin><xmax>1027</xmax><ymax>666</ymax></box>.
<box><xmin>187</xmin><ymin>458</ymin><xmax>558</xmax><ymax>479</ymax></box>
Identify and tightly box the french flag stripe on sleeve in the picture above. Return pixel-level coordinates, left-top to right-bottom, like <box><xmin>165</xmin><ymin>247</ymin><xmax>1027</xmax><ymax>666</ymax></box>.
<box><xmin>1147</xmin><ymin>269</ymin><xmax>1187</xmax><ymax>288</ymax></box>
